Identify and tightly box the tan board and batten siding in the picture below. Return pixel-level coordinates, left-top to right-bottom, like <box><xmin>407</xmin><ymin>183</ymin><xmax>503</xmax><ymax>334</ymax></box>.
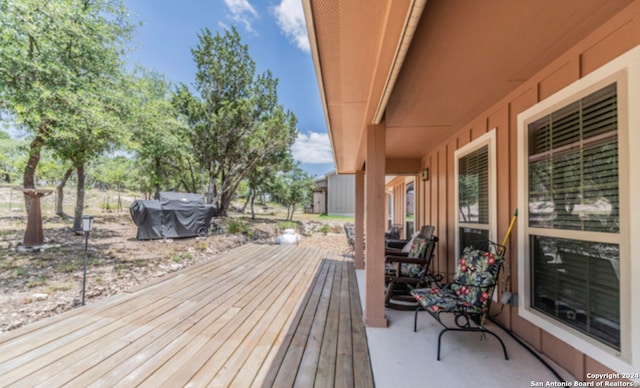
<box><xmin>412</xmin><ymin>1</ymin><xmax>640</xmax><ymax>378</ymax></box>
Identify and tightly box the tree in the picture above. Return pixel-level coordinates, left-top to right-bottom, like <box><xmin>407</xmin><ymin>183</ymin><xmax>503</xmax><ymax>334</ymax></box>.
<box><xmin>47</xmin><ymin>79</ymin><xmax>134</xmax><ymax>229</ymax></box>
<box><xmin>270</xmin><ymin>167</ymin><xmax>315</xmax><ymax>221</ymax></box>
<box><xmin>93</xmin><ymin>155</ymin><xmax>135</xmax><ymax>213</ymax></box>
<box><xmin>128</xmin><ymin>69</ymin><xmax>195</xmax><ymax>195</ymax></box>
<box><xmin>0</xmin><ymin>129</ymin><xmax>27</xmax><ymax>183</ymax></box>
<box><xmin>174</xmin><ymin>27</ymin><xmax>298</xmax><ymax>216</ymax></box>
<box><xmin>243</xmin><ymin>146</ymin><xmax>294</xmax><ymax>219</ymax></box>
<box><xmin>33</xmin><ymin>151</ymin><xmax>74</xmax><ymax>218</ymax></box>
<box><xmin>0</xmin><ymin>0</ymin><xmax>135</xmax><ymax>217</ymax></box>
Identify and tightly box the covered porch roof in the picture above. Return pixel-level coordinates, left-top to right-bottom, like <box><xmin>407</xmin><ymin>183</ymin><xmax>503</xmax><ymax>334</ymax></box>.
<box><xmin>303</xmin><ymin>0</ymin><xmax>633</xmax><ymax>173</ymax></box>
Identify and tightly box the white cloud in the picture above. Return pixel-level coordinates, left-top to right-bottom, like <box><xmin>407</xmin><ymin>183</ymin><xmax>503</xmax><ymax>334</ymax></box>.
<box><xmin>292</xmin><ymin>131</ymin><xmax>333</xmax><ymax>164</ymax></box>
<box><xmin>223</xmin><ymin>0</ymin><xmax>258</xmax><ymax>32</ymax></box>
<box><xmin>272</xmin><ymin>0</ymin><xmax>310</xmax><ymax>52</ymax></box>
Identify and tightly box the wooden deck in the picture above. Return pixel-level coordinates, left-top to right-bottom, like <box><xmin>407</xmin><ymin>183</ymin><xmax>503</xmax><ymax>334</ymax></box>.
<box><xmin>0</xmin><ymin>244</ymin><xmax>374</xmax><ymax>387</ymax></box>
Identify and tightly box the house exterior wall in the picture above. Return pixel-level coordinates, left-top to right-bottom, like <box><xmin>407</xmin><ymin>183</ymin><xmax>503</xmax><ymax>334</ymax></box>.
<box><xmin>392</xmin><ymin>182</ymin><xmax>405</xmax><ymax>237</ymax></box>
<box><xmin>327</xmin><ymin>173</ymin><xmax>355</xmax><ymax>216</ymax></box>
<box><xmin>418</xmin><ymin>1</ymin><xmax>640</xmax><ymax>380</ymax></box>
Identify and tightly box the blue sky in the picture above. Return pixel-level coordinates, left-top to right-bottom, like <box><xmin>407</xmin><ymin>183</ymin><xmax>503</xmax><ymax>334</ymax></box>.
<box><xmin>123</xmin><ymin>0</ymin><xmax>335</xmax><ymax>178</ymax></box>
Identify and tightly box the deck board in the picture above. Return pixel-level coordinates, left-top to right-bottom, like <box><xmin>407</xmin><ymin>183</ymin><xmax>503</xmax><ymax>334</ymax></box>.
<box><xmin>0</xmin><ymin>243</ymin><xmax>374</xmax><ymax>388</ymax></box>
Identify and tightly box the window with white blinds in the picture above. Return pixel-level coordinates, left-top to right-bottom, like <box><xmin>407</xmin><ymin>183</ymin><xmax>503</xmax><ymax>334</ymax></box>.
<box><xmin>526</xmin><ymin>83</ymin><xmax>620</xmax><ymax>349</ymax></box>
<box><xmin>455</xmin><ymin>131</ymin><xmax>496</xmax><ymax>257</ymax></box>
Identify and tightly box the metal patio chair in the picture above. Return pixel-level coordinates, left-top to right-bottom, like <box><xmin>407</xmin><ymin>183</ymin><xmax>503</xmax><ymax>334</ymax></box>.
<box><xmin>385</xmin><ymin>233</ymin><xmax>440</xmax><ymax>310</ymax></box>
<box><xmin>410</xmin><ymin>241</ymin><xmax>508</xmax><ymax>360</ymax></box>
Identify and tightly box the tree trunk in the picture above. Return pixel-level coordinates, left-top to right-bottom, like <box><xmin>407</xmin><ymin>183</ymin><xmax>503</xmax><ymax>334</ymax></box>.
<box><xmin>117</xmin><ymin>184</ymin><xmax>122</xmax><ymax>213</ymax></box>
<box><xmin>23</xmin><ymin>123</ymin><xmax>47</xmax><ymax>212</ymax></box>
<box><xmin>207</xmin><ymin>169</ymin><xmax>216</xmax><ymax>205</ymax></box>
<box><xmin>287</xmin><ymin>204</ymin><xmax>294</xmax><ymax>221</ymax></box>
<box><xmin>154</xmin><ymin>156</ymin><xmax>161</xmax><ymax>194</ymax></box>
<box><xmin>73</xmin><ymin>163</ymin><xmax>85</xmax><ymax>232</ymax></box>
<box><xmin>219</xmin><ymin>190</ymin><xmax>233</xmax><ymax>217</ymax></box>
<box><xmin>240</xmin><ymin>191</ymin><xmax>251</xmax><ymax>214</ymax></box>
<box><xmin>56</xmin><ymin>167</ymin><xmax>74</xmax><ymax>218</ymax></box>
<box><xmin>250</xmin><ymin>191</ymin><xmax>256</xmax><ymax>220</ymax></box>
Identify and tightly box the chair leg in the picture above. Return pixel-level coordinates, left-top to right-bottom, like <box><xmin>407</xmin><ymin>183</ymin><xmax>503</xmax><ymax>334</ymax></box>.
<box><xmin>413</xmin><ymin>307</ymin><xmax>420</xmax><ymax>332</ymax></box>
<box><xmin>437</xmin><ymin>328</ymin><xmax>449</xmax><ymax>361</ymax></box>
<box><xmin>436</xmin><ymin>327</ymin><xmax>509</xmax><ymax>361</ymax></box>
<box><xmin>483</xmin><ymin>329</ymin><xmax>509</xmax><ymax>360</ymax></box>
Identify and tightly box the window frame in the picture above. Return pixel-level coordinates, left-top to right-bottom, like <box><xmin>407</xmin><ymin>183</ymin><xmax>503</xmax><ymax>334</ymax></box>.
<box><xmin>454</xmin><ymin>129</ymin><xmax>497</xmax><ymax>259</ymax></box>
<box><xmin>517</xmin><ymin>47</ymin><xmax>640</xmax><ymax>374</ymax></box>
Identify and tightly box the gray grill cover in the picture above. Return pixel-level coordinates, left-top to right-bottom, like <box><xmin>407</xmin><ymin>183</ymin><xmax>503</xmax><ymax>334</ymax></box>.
<box><xmin>129</xmin><ymin>192</ymin><xmax>218</xmax><ymax>240</ymax></box>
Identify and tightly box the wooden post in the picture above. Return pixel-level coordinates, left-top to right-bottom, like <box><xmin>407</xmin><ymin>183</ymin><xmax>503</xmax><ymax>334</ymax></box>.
<box><xmin>354</xmin><ymin>169</ymin><xmax>365</xmax><ymax>269</ymax></box>
<box><xmin>364</xmin><ymin>123</ymin><xmax>387</xmax><ymax>327</ymax></box>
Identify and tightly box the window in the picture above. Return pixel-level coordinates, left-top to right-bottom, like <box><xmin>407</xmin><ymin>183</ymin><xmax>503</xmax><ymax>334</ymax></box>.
<box><xmin>455</xmin><ymin>130</ymin><xmax>497</xmax><ymax>258</ymax></box>
<box><xmin>518</xmin><ymin>47</ymin><xmax>640</xmax><ymax>373</ymax></box>
<box><xmin>527</xmin><ymin>83</ymin><xmax>620</xmax><ymax>349</ymax></box>
<box><xmin>406</xmin><ymin>181</ymin><xmax>415</xmax><ymax>237</ymax></box>
<box><xmin>387</xmin><ymin>191</ymin><xmax>393</xmax><ymax>229</ymax></box>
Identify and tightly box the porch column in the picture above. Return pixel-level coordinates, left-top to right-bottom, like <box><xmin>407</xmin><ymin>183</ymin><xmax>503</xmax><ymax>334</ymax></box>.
<box><xmin>354</xmin><ymin>168</ymin><xmax>365</xmax><ymax>269</ymax></box>
<box><xmin>364</xmin><ymin>123</ymin><xmax>388</xmax><ymax>327</ymax></box>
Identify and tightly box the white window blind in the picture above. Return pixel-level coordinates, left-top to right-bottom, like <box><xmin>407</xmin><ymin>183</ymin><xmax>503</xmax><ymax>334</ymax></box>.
<box><xmin>458</xmin><ymin>144</ymin><xmax>490</xmax><ymax>253</ymax></box>
<box><xmin>527</xmin><ymin>83</ymin><xmax>620</xmax><ymax>349</ymax></box>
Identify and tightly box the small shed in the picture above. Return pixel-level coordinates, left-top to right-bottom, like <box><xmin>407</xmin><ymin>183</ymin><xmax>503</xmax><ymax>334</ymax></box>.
<box><xmin>313</xmin><ymin>171</ymin><xmax>355</xmax><ymax>216</ymax></box>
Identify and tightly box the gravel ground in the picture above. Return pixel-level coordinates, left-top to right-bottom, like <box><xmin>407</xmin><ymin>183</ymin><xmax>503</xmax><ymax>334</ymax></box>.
<box><xmin>0</xmin><ymin>215</ymin><xmax>350</xmax><ymax>333</ymax></box>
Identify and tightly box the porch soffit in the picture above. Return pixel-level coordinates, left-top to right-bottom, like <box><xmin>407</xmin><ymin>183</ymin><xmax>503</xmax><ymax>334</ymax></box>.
<box><xmin>304</xmin><ymin>0</ymin><xmax>416</xmax><ymax>174</ymax></box>
<box><xmin>306</xmin><ymin>0</ymin><xmax>633</xmax><ymax>170</ymax></box>
<box><xmin>384</xmin><ymin>0</ymin><xmax>633</xmax><ymax>159</ymax></box>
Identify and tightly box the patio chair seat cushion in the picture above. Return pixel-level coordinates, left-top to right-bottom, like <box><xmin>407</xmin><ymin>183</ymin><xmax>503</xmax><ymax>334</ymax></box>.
<box><xmin>385</xmin><ymin>237</ymin><xmax>428</xmax><ymax>277</ymax></box>
<box><xmin>411</xmin><ymin>286</ymin><xmax>460</xmax><ymax>312</ymax></box>
<box><xmin>411</xmin><ymin>246</ymin><xmax>503</xmax><ymax>313</ymax></box>
<box><xmin>452</xmin><ymin>246</ymin><xmax>503</xmax><ymax>288</ymax></box>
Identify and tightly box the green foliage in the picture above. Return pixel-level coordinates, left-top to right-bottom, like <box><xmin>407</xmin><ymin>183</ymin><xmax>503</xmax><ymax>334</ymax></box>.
<box><xmin>0</xmin><ymin>0</ymin><xmax>135</xmax><ymax>135</ymax></box>
<box><xmin>127</xmin><ymin>69</ymin><xmax>196</xmax><ymax>194</ymax></box>
<box><xmin>0</xmin><ymin>129</ymin><xmax>27</xmax><ymax>183</ymax></box>
<box><xmin>226</xmin><ymin>219</ymin><xmax>253</xmax><ymax>236</ymax></box>
<box><xmin>26</xmin><ymin>275</ymin><xmax>50</xmax><ymax>289</ymax></box>
<box><xmin>269</xmin><ymin>166</ymin><xmax>315</xmax><ymax>221</ymax></box>
<box><xmin>278</xmin><ymin>221</ymin><xmax>297</xmax><ymax>230</ymax></box>
<box><xmin>319</xmin><ymin>224</ymin><xmax>330</xmax><ymax>236</ymax></box>
<box><xmin>174</xmin><ymin>27</ymin><xmax>298</xmax><ymax>215</ymax></box>
<box><xmin>93</xmin><ymin>156</ymin><xmax>134</xmax><ymax>191</ymax></box>
<box><xmin>48</xmin><ymin>284</ymin><xmax>72</xmax><ymax>292</ymax></box>
<box><xmin>54</xmin><ymin>262</ymin><xmax>77</xmax><ymax>273</ymax></box>
<box><xmin>0</xmin><ymin>0</ymin><xmax>136</xmax><ymax>228</ymax></box>
<box><xmin>13</xmin><ymin>267</ymin><xmax>28</xmax><ymax>277</ymax></box>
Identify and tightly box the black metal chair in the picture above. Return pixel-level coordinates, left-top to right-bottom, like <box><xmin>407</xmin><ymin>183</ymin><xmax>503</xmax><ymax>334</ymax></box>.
<box><xmin>410</xmin><ymin>241</ymin><xmax>508</xmax><ymax>360</ymax></box>
<box><xmin>385</xmin><ymin>233</ymin><xmax>440</xmax><ymax>310</ymax></box>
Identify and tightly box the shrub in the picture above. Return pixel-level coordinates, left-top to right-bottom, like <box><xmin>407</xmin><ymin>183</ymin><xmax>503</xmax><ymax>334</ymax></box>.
<box><xmin>226</xmin><ymin>219</ymin><xmax>253</xmax><ymax>236</ymax></box>
<box><xmin>277</xmin><ymin>221</ymin><xmax>297</xmax><ymax>231</ymax></box>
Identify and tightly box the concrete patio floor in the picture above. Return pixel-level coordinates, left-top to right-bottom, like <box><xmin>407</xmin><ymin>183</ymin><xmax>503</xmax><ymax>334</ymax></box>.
<box><xmin>356</xmin><ymin>270</ymin><xmax>578</xmax><ymax>388</ymax></box>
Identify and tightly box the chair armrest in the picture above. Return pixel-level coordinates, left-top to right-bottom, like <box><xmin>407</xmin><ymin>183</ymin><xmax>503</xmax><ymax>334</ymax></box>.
<box><xmin>385</xmin><ymin>248</ymin><xmax>408</xmax><ymax>256</ymax></box>
<box><xmin>385</xmin><ymin>256</ymin><xmax>427</xmax><ymax>265</ymax></box>
<box><xmin>386</xmin><ymin>239</ymin><xmax>409</xmax><ymax>249</ymax></box>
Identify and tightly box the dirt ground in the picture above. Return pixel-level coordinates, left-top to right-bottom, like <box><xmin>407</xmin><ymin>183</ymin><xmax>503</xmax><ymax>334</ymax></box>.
<box><xmin>0</xmin><ymin>214</ymin><xmax>350</xmax><ymax>333</ymax></box>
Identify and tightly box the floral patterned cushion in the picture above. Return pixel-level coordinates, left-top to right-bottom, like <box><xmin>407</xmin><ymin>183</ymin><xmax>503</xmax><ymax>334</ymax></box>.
<box><xmin>385</xmin><ymin>237</ymin><xmax>428</xmax><ymax>277</ymax></box>
<box><xmin>408</xmin><ymin>237</ymin><xmax>428</xmax><ymax>258</ymax></box>
<box><xmin>411</xmin><ymin>245</ymin><xmax>503</xmax><ymax>314</ymax></box>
